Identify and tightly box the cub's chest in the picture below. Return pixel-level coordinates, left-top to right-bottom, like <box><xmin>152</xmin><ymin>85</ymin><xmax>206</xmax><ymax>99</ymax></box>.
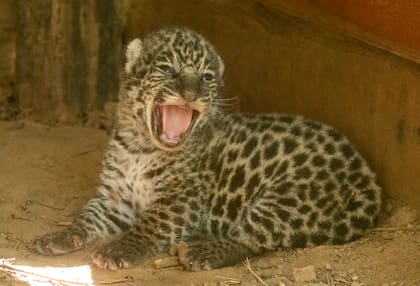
<box><xmin>112</xmin><ymin>153</ymin><xmax>169</xmax><ymax>206</ymax></box>
<box><xmin>124</xmin><ymin>152</ymin><xmax>188</xmax><ymax>187</ymax></box>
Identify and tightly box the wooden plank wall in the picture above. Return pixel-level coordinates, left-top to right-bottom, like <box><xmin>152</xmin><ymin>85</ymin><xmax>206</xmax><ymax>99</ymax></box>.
<box><xmin>1</xmin><ymin>0</ymin><xmax>418</xmax><ymax>209</ymax></box>
<box><xmin>126</xmin><ymin>0</ymin><xmax>420</xmax><ymax>210</ymax></box>
<box><xmin>0</xmin><ymin>0</ymin><xmax>16</xmax><ymax>119</ymax></box>
<box><xmin>14</xmin><ymin>0</ymin><xmax>127</xmax><ymax>126</ymax></box>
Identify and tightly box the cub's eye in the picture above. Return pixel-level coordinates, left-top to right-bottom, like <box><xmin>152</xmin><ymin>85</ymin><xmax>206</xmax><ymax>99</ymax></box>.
<box><xmin>157</xmin><ymin>64</ymin><xmax>175</xmax><ymax>74</ymax></box>
<box><xmin>201</xmin><ymin>72</ymin><xmax>215</xmax><ymax>82</ymax></box>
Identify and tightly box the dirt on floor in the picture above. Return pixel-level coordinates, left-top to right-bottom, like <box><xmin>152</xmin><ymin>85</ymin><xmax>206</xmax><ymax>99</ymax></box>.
<box><xmin>0</xmin><ymin>120</ymin><xmax>419</xmax><ymax>286</ymax></box>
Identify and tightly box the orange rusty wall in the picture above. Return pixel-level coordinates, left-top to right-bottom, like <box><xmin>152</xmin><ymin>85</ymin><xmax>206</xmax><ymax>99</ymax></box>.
<box><xmin>310</xmin><ymin>0</ymin><xmax>420</xmax><ymax>52</ymax></box>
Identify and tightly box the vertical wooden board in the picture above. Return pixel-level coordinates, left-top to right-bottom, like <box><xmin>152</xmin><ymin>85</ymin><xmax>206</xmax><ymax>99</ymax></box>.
<box><xmin>15</xmin><ymin>0</ymin><xmax>126</xmax><ymax>125</ymax></box>
<box><xmin>15</xmin><ymin>0</ymin><xmax>73</xmax><ymax>121</ymax></box>
<box><xmin>0</xmin><ymin>0</ymin><xmax>16</xmax><ymax>119</ymax></box>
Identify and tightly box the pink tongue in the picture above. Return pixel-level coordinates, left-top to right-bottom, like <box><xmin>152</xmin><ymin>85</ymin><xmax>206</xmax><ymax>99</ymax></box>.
<box><xmin>161</xmin><ymin>105</ymin><xmax>193</xmax><ymax>139</ymax></box>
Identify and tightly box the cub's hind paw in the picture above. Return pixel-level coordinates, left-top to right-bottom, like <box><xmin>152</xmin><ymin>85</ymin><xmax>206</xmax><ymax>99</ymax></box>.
<box><xmin>33</xmin><ymin>230</ymin><xmax>86</xmax><ymax>255</ymax></box>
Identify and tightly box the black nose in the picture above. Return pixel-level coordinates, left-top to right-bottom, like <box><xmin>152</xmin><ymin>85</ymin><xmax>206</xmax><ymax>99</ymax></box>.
<box><xmin>179</xmin><ymin>74</ymin><xmax>199</xmax><ymax>101</ymax></box>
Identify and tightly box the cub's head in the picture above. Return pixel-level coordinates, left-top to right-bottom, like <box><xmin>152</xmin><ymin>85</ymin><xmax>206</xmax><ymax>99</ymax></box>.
<box><xmin>123</xmin><ymin>27</ymin><xmax>224</xmax><ymax>152</ymax></box>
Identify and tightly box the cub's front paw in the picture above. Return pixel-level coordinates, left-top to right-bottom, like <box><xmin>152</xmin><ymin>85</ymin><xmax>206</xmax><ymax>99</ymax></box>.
<box><xmin>91</xmin><ymin>241</ymin><xmax>139</xmax><ymax>270</ymax></box>
<box><xmin>33</xmin><ymin>229</ymin><xmax>87</xmax><ymax>255</ymax></box>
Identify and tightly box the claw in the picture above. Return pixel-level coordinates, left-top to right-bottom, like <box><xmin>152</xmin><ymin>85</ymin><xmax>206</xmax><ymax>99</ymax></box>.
<box><xmin>91</xmin><ymin>244</ymin><xmax>134</xmax><ymax>270</ymax></box>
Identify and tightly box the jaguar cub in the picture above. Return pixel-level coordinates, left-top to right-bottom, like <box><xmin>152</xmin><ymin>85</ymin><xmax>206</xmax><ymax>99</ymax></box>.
<box><xmin>34</xmin><ymin>27</ymin><xmax>382</xmax><ymax>271</ymax></box>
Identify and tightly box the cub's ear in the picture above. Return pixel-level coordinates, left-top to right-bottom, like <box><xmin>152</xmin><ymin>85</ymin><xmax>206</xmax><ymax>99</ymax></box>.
<box><xmin>217</xmin><ymin>55</ymin><xmax>224</xmax><ymax>77</ymax></box>
<box><xmin>125</xmin><ymin>38</ymin><xmax>143</xmax><ymax>74</ymax></box>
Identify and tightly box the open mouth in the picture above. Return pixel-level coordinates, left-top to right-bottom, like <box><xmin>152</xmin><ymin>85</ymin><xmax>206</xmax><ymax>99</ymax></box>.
<box><xmin>152</xmin><ymin>104</ymin><xmax>200</xmax><ymax>149</ymax></box>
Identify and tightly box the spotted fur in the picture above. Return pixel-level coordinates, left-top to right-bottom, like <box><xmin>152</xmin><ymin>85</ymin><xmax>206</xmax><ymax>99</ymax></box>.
<box><xmin>34</xmin><ymin>27</ymin><xmax>382</xmax><ymax>271</ymax></box>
